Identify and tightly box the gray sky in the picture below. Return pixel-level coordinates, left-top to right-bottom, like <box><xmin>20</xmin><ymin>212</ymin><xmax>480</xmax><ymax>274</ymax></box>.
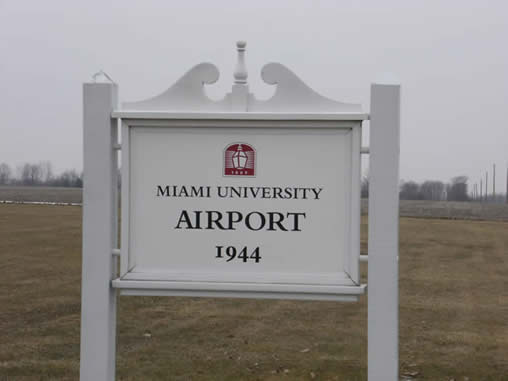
<box><xmin>1</xmin><ymin>1</ymin><xmax>507</xmax><ymax>191</ymax></box>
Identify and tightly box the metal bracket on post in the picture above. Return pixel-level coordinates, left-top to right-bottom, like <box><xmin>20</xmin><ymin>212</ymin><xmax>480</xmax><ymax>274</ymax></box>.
<box><xmin>368</xmin><ymin>80</ymin><xmax>400</xmax><ymax>381</ymax></box>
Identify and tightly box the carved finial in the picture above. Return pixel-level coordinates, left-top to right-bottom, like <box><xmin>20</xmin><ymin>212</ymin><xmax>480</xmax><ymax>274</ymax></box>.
<box><xmin>234</xmin><ymin>41</ymin><xmax>248</xmax><ymax>84</ymax></box>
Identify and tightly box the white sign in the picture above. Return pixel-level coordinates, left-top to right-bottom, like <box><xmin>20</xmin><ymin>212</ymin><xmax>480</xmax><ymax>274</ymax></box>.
<box><xmin>109</xmin><ymin>41</ymin><xmax>369</xmax><ymax>300</ymax></box>
<box><xmin>121</xmin><ymin>124</ymin><xmax>361</xmax><ymax>293</ymax></box>
<box><xmin>81</xmin><ymin>41</ymin><xmax>400</xmax><ymax>380</ymax></box>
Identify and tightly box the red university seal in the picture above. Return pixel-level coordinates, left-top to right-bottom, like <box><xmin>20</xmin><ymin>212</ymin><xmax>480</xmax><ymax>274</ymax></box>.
<box><xmin>224</xmin><ymin>143</ymin><xmax>256</xmax><ymax>176</ymax></box>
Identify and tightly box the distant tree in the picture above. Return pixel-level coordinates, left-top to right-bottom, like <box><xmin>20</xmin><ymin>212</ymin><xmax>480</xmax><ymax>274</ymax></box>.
<box><xmin>420</xmin><ymin>180</ymin><xmax>445</xmax><ymax>201</ymax></box>
<box><xmin>39</xmin><ymin>161</ymin><xmax>53</xmax><ymax>184</ymax></box>
<box><xmin>447</xmin><ymin>176</ymin><xmax>469</xmax><ymax>201</ymax></box>
<box><xmin>20</xmin><ymin>163</ymin><xmax>43</xmax><ymax>185</ymax></box>
<box><xmin>76</xmin><ymin>171</ymin><xmax>83</xmax><ymax>188</ymax></box>
<box><xmin>0</xmin><ymin>163</ymin><xmax>12</xmax><ymax>184</ymax></box>
<box><xmin>52</xmin><ymin>169</ymin><xmax>82</xmax><ymax>187</ymax></box>
<box><xmin>399</xmin><ymin>181</ymin><xmax>420</xmax><ymax>200</ymax></box>
<box><xmin>361</xmin><ymin>176</ymin><xmax>369</xmax><ymax>198</ymax></box>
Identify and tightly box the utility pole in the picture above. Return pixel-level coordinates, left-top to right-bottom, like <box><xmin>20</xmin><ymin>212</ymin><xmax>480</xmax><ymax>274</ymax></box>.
<box><xmin>493</xmin><ymin>164</ymin><xmax>496</xmax><ymax>200</ymax></box>
<box><xmin>480</xmin><ymin>179</ymin><xmax>483</xmax><ymax>202</ymax></box>
<box><xmin>486</xmin><ymin>171</ymin><xmax>488</xmax><ymax>202</ymax></box>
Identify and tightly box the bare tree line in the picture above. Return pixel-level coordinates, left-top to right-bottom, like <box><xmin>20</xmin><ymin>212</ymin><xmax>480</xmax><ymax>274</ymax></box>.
<box><xmin>0</xmin><ymin>161</ymin><xmax>82</xmax><ymax>188</ymax></box>
<box><xmin>1</xmin><ymin>160</ymin><xmax>505</xmax><ymax>202</ymax></box>
<box><xmin>362</xmin><ymin>175</ymin><xmax>486</xmax><ymax>202</ymax></box>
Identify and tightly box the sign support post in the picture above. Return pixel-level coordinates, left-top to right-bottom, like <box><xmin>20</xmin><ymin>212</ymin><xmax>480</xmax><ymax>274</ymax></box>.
<box><xmin>368</xmin><ymin>81</ymin><xmax>401</xmax><ymax>381</ymax></box>
<box><xmin>80</xmin><ymin>82</ymin><xmax>119</xmax><ymax>381</ymax></box>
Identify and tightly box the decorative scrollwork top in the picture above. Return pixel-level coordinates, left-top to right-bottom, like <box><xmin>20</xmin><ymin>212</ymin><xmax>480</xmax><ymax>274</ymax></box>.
<box><xmin>121</xmin><ymin>42</ymin><xmax>362</xmax><ymax>113</ymax></box>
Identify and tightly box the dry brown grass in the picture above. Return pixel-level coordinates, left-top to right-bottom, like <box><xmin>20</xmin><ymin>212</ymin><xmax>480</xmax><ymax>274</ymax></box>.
<box><xmin>0</xmin><ymin>204</ymin><xmax>507</xmax><ymax>380</ymax></box>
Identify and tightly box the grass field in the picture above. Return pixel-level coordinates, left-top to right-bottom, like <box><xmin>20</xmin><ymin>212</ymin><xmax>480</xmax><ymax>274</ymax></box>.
<box><xmin>0</xmin><ymin>204</ymin><xmax>507</xmax><ymax>380</ymax></box>
<box><xmin>0</xmin><ymin>186</ymin><xmax>82</xmax><ymax>204</ymax></box>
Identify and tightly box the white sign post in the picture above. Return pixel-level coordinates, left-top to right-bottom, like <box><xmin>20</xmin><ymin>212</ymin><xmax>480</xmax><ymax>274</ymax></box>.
<box><xmin>81</xmin><ymin>80</ymin><xmax>118</xmax><ymax>380</ymax></box>
<box><xmin>368</xmin><ymin>81</ymin><xmax>400</xmax><ymax>380</ymax></box>
<box><xmin>80</xmin><ymin>42</ymin><xmax>400</xmax><ymax>380</ymax></box>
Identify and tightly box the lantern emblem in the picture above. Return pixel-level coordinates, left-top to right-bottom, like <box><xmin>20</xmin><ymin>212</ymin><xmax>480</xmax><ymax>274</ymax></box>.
<box><xmin>224</xmin><ymin>143</ymin><xmax>255</xmax><ymax>176</ymax></box>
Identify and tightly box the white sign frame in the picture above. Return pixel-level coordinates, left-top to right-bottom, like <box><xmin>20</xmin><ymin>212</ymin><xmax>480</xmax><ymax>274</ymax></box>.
<box><xmin>114</xmin><ymin>116</ymin><xmax>364</xmax><ymax>301</ymax></box>
<box><xmin>80</xmin><ymin>42</ymin><xmax>400</xmax><ymax>380</ymax></box>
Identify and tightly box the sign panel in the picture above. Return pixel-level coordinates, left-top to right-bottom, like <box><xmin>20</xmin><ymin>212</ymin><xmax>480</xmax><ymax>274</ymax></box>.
<box><xmin>120</xmin><ymin>122</ymin><xmax>361</xmax><ymax>290</ymax></box>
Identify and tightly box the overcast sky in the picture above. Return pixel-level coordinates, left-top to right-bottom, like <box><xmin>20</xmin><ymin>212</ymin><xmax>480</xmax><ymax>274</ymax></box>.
<box><xmin>1</xmin><ymin>1</ymin><xmax>507</xmax><ymax>191</ymax></box>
